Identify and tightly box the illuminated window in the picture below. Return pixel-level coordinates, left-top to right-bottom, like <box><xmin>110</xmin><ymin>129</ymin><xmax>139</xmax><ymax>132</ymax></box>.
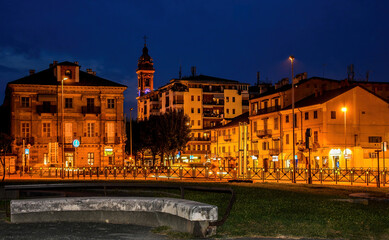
<box><xmin>21</xmin><ymin>97</ymin><xmax>30</xmax><ymax>107</ymax></box>
<box><xmin>65</xmin><ymin>98</ymin><xmax>73</xmax><ymax>108</ymax></box>
<box><xmin>44</xmin><ymin>153</ymin><xmax>49</xmax><ymax>165</ymax></box>
<box><xmin>21</xmin><ymin>122</ymin><xmax>30</xmax><ymax>138</ymax></box>
<box><xmin>331</xmin><ymin>111</ymin><xmax>336</xmax><ymax>119</ymax></box>
<box><xmin>107</xmin><ymin>99</ymin><xmax>115</xmax><ymax>109</ymax></box>
<box><xmin>88</xmin><ymin>153</ymin><xmax>94</xmax><ymax>165</ymax></box>
<box><xmin>42</xmin><ymin>123</ymin><xmax>51</xmax><ymax>137</ymax></box>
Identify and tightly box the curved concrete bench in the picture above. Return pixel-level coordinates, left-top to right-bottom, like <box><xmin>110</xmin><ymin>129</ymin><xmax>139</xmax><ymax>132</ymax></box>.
<box><xmin>11</xmin><ymin>197</ymin><xmax>218</xmax><ymax>237</ymax></box>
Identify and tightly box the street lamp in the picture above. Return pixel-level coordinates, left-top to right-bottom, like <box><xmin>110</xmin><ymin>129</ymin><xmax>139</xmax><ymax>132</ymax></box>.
<box><xmin>342</xmin><ymin>107</ymin><xmax>347</xmax><ymax>170</ymax></box>
<box><xmin>130</xmin><ymin>107</ymin><xmax>134</xmax><ymax>166</ymax></box>
<box><xmin>289</xmin><ymin>55</ymin><xmax>296</xmax><ymax>183</ymax></box>
<box><xmin>61</xmin><ymin>77</ymin><xmax>68</xmax><ymax>178</ymax></box>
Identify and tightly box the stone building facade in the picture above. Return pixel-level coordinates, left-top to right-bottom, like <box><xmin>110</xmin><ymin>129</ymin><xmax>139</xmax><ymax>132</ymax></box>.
<box><xmin>4</xmin><ymin>61</ymin><xmax>127</xmax><ymax>170</ymax></box>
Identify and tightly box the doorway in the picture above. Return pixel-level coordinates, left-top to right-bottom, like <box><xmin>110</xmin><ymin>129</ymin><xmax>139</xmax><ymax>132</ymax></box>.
<box><xmin>65</xmin><ymin>152</ymin><xmax>74</xmax><ymax>167</ymax></box>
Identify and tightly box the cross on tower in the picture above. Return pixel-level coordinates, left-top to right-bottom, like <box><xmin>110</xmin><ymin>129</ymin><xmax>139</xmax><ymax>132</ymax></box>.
<box><xmin>143</xmin><ymin>35</ymin><xmax>147</xmax><ymax>46</ymax></box>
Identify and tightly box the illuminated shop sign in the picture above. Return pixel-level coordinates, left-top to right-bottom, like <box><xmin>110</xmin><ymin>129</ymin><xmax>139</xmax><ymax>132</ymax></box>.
<box><xmin>104</xmin><ymin>148</ymin><xmax>113</xmax><ymax>156</ymax></box>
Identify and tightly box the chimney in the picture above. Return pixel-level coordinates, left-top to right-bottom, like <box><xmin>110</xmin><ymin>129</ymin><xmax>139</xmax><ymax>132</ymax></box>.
<box><xmin>86</xmin><ymin>68</ymin><xmax>96</xmax><ymax>75</ymax></box>
<box><xmin>53</xmin><ymin>60</ymin><xmax>58</xmax><ymax>65</ymax></box>
<box><xmin>191</xmin><ymin>66</ymin><xmax>196</xmax><ymax>77</ymax></box>
<box><xmin>74</xmin><ymin>61</ymin><xmax>79</xmax><ymax>65</ymax></box>
<box><xmin>29</xmin><ymin>69</ymin><xmax>35</xmax><ymax>75</ymax></box>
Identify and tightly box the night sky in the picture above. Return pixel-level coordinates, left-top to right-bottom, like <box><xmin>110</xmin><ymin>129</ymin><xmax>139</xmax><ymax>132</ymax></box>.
<box><xmin>1</xmin><ymin>0</ymin><xmax>388</xmax><ymax>115</ymax></box>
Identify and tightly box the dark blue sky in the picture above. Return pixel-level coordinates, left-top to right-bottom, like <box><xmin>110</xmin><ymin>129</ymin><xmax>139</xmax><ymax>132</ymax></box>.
<box><xmin>1</xmin><ymin>0</ymin><xmax>388</xmax><ymax>115</ymax></box>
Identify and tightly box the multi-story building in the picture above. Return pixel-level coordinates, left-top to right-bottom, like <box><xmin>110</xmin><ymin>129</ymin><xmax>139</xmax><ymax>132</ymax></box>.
<box><xmin>136</xmin><ymin>45</ymin><xmax>250</xmax><ymax>164</ymax></box>
<box><xmin>4</xmin><ymin>61</ymin><xmax>127</xmax><ymax>171</ymax></box>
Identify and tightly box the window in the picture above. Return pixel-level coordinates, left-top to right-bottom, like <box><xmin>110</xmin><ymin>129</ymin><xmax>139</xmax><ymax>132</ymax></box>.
<box><xmin>369</xmin><ymin>136</ymin><xmax>382</xmax><ymax>143</ymax></box>
<box><xmin>108</xmin><ymin>156</ymin><xmax>115</xmax><ymax>165</ymax></box>
<box><xmin>274</xmin><ymin>117</ymin><xmax>279</xmax><ymax>130</ymax></box>
<box><xmin>232</xmin><ymin>97</ymin><xmax>235</xmax><ymax>102</ymax></box>
<box><xmin>314</xmin><ymin>131</ymin><xmax>318</xmax><ymax>142</ymax></box>
<box><xmin>191</xmin><ymin>108</ymin><xmax>194</xmax><ymax>113</ymax></box>
<box><xmin>305</xmin><ymin>112</ymin><xmax>309</xmax><ymax>120</ymax></box>
<box><xmin>21</xmin><ymin>122</ymin><xmax>30</xmax><ymax>138</ymax></box>
<box><xmin>107</xmin><ymin>122</ymin><xmax>115</xmax><ymax>143</ymax></box>
<box><xmin>286</xmin><ymin>115</ymin><xmax>289</xmax><ymax>123</ymax></box>
<box><xmin>87</xmin><ymin>123</ymin><xmax>95</xmax><ymax>137</ymax></box>
<box><xmin>226</xmin><ymin>97</ymin><xmax>229</xmax><ymax>102</ymax></box>
<box><xmin>198</xmin><ymin>108</ymin><xmax>200</xmax><ymax>113</ymax></box>
<box><xmin>21</xmin><ymin>97</ymin><xmax>30</xmax><ymax>107</ymax></box>
<box><xmin>191</xmin><ymin>95</ymin><xmax>194</xmax><ymax>101</ymax></box>
<box><xmin>65</xmin><ymin>98</ymin><xmax>73</xmax><ymax>108</ymax></box>
<box><xmin>369</xmin><ymin>152</ymin><xmax>378</xmax><ymax>158</ymax></box>
<box><xmin>222</xmin><ymin>146</ymin><xmax>225</xmax><ymax>153</ymax></box>
<box><xmin>87</xmin><ymin>98</ymin><xmax>95</xmax><ymax>112</ymax></box>
<box><xmin>286</xmin><ymin>134</ymin><xmax>290</xmax><ymax>145</ymax></box>
<box><xmin>42</xmin><ymin>123</ymin><xmax>51</xmax><ymax>137</ymax></box>
<box><xmin>232</xmin><ymin>109</ymin><xmax>235</xmax><ymax>114</ymax></box>
<box><xmin>44</xmin><ymin>153</ymin><xmax>49</xmax><ymax>165</ymax></box>
<box><xmin>65</xmin><ymin>69</ymin><xmax>72</xmax><ymax>78</ymax></box>
<box><xmin>331</xmin><ymin>111</ymin><xmax>336</xmax><ymax>119</ymax></box>
<box><xmin>198</xmin><ymin>120</ymin><xmax>201</xmax><ymax>126</ymax></box>
<box><xmin>314</xmin><ymin>111</ymin><xmax>318</xmax><ymax>119</ymax></box>
<box><xmin>226</xmin><ymin>109</ymin><xmax>229</xmax><ymax>114</ymax></box>
<box><xmin>262</xmin><ymin>142</ymin><xmax>268</xmax><ymax>150</ymax></box>
<box><xmin>191</xmin><ymin>120</ymin><xmax>194</xmax><ymax>126</ymax></box>
<box><xmin>88</xmin><ymin>153</ymin><xmax>94</xmax><ymax>165</ymax></box>
<box><xmin>107</xmin><ymin>99</ymin><xmax>115</xmax><ymax>109</ymax></box>
<box><xmin>197</xmin><ymin>96</ymin><xmax>200</xmax><ymax>101</ymax></box>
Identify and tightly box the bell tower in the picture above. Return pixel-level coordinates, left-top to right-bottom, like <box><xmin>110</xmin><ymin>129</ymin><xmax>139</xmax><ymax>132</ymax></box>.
<box><xmin>136</xmin><ymin>37</ymin><xmax>155</xmax><ymax>97</ymax></box>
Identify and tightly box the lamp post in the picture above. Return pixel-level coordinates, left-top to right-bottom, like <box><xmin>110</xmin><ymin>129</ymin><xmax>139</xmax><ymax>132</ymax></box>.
<box><xmin>342</xmin><ymin>107</ymin><xmax>347</xmax><ymax>170</ymax></box>
<box><xmin>130</xmin><ymin>107</ymin><xmax>134</xmax><ymax>166</ymax></box>
<box><xmin>289</xmin><ymin>55</ymin><xmax>296</xmax><ymax>183</ymax></box>
<box><xmin>61</xmin><ymin>77</ymin><xmax>68</xmax><ymax>178</ymax></box>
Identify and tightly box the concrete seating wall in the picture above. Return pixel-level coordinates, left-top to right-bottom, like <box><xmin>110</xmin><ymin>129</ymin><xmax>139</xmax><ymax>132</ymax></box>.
<box><xmin>10</xmin><ymin>197</ymin><xmax>218</xmax><ymax>237</ymax></box>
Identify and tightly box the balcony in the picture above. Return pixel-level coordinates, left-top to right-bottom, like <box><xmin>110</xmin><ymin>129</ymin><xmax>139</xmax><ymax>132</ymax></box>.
<box><xmin>82</xmin><ymin>106</ymin><xmax>101</xmax><ymax>115</ymax></box>
<box><xmin>256</xmin><ymin>129</ymin><xmax>272</xmax><ymax>138</ymax></box>
<box><xmin>191</xmin><ymin>137</ymin><xmax>210</xmax><ymax>141</ymax></box>
<box><xmin>104</xmin><ymin>137</ymin><xmax>121</xmax><ymax>144</ymax></box>
<box><xmin>36</xmin><ymin>105</ymin><xmax>57</xmax><ymax>115</ymax></box>
<box><xmin>223</xmin><ymin>134</ymin><xmax>232</xmax><ymax>141</ymax></box>
<box><xmin>269</xmin><ymin>149</ymin><xmax>280</xmax><ymax>156</ymax></box>
<box><xmin>203</xmin><ymin>112</ymin><xmax>222</xmax><ymax>118</ymax></box>
<box><xmin>252</xmin><ymin>105</ymin><xmax>281</xmax><ymax>116</ymax></box>
<box><xmin>16</xmin><ymin>137</ymin><xmax>34</xmax><ymax>146</ymax></box>
<box><xmin>203</xmin><ymin>100</ymin><xmax>224</xmax><ymax>106</ymax></box>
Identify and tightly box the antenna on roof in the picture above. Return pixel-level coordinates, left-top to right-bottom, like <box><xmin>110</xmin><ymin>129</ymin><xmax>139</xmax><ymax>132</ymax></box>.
<box><xmin>179</xmin><ymin>64</ymin><xmax>182</xmax><ymax>79</ymax></box>
<box><xmin>347</xmin><ymin>64</ymin><xmax>355</xmax><ymax>81</ymax></box>
<box><xmin>256</xmin><ymin>72</ymin><xmax>260</xmax><ymax>86</ymax></box>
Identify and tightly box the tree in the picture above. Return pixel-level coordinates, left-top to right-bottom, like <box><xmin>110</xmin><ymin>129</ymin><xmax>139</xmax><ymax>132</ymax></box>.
<box><xmin>0</xmin><ymin>133</ymin><xmax>13</xmax><ymax>182</ymax></box>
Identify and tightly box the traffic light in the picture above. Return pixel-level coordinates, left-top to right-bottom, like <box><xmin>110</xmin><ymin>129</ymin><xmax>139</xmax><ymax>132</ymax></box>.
<box><xmin>305</xmin><ymin>128</ymin><xmax>312</xmax><ymax>149</ymax></box>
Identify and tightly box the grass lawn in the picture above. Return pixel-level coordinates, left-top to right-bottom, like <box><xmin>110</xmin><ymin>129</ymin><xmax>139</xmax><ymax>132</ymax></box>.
<box><xmin>180</xmin><ymin>182</ymin><xmax>389</xmax><ymax>240</ymax></box>
<box><xmin>2</xmin><ymin>180</ymin><xmax>389</xmax><ymax>239</ymax></box>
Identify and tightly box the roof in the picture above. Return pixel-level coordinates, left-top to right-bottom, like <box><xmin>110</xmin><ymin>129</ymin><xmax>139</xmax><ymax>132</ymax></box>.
<box><xmin>177</xmin><ymin>74</ymin><xmax>249</xmax><ymax>85</ymax></box>
<box><xmin>283</xmin><ymin>86</ymin><xmax>358</xmax><ymax>110</ymax></box>
<box><xmin>209</xmin><ymin>112</ymin><xmax>249</xmax><ymax>130</ymax></box>
<box><xmin>251</xmin><ymin>76</ymin><xmax>342</xmax><ymax>100</ymax></box>
<box><xmin>8</xmin><ymin>62</ymin><xmax>127</xmax><ymax>88</ymax></box>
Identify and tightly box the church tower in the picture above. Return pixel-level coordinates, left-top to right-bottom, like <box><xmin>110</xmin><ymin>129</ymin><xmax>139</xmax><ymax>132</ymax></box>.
<box><xmin>136</xmin><ymin>41</ymin><xmax>155</xmax><ymax>97</ymax></box>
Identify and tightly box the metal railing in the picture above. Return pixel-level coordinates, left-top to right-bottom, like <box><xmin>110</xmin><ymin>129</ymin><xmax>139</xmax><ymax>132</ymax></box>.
<box><xmin>2</xmin><ymin>166</ymin><xmax>388</xmax><ymax>187</ymax></box>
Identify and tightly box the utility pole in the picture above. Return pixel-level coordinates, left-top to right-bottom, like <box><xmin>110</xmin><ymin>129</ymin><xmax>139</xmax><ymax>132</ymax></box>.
<box><xmin>289</xmin><ymin>56</ymin><xmax>296</xmax><ymax>183</ymax></box>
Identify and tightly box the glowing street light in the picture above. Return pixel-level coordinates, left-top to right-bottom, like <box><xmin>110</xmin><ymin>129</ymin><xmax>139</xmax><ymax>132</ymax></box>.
<box><xmin>289</xmin><ymin>55</ymin><xmax>296</xmax><ymax>183</ymax></box>
<box><xmin>342</xmin><ymin>107</ymin><xmax>347</xmax><ymax>170</ymax></box>
<box><xmin>61</xmin><ymin>77</ymin><xmax>68</xmax><ymax>178</ymax></box>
